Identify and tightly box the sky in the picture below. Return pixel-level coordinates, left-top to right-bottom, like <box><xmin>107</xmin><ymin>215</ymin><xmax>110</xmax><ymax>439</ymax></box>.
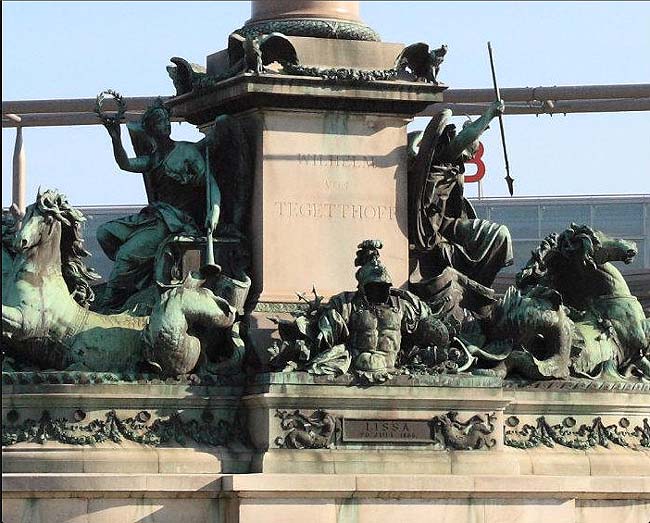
<box><xmin>2</xmin><ymin>1</ymin><xmax>649</xmax><ymax>207</ymax></box>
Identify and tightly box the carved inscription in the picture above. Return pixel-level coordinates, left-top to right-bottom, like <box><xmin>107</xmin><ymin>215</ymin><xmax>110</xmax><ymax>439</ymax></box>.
<box><xmin>298</xmin><ymin>154</ymin><xmax>378</xmax><ymax>168</ymax></box>
<box><xmin>324</xmin><ymin>179</ymin><xmax>349</xmax><ymax>190</ymax></box>
<box><xmin>343</xmin><ymin>419</ymin><xmax>432</xmax><ymax>443</ymax></box>
<box><xmin>274</xmin><ymin>201</ymin><xmax>396</xmax><ymax>221</ymax></box>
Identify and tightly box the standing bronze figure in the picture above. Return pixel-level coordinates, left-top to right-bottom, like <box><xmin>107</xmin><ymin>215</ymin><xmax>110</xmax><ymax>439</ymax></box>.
<box><xmin>408</xmin><ymin>101</ymin><xmax>513</xmax><ymax>293</ymax></box>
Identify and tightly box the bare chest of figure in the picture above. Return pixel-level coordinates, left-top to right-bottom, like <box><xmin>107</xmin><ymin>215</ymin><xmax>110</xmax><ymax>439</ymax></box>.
<box><xmin>348</xmin><ymin>305</ymin><xmax>402</xmax><ymax>354</ymax></box>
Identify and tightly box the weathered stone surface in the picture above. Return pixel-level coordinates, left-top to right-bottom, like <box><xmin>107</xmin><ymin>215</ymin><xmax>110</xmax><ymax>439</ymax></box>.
<box><xmin>2</xmin><ymin>383</ymin><xmax>251</xmax><ymax>474</ymax></box>
<box><xmin>168</xmin><ymin>73</ymin><xmax>445</xmax><ymax>125</ymax></box>
<box><xmin>208</xmin><ymin>36</ymin><xmax>404</xmax><ymax>75</ymax></box>
<box><xmin>6</xmin><ymin>473</ymin><xmax>648</xmax><ymax>523</ymax></box>
<box><xmin>3</xmin><ymin>378</ymin><xmax>649</xmax><ymax>476</ymax></box>
<box><xmin>248</xmin><ymin>109</ymin><xmax>410</xmax><ymax>302</ymax></box>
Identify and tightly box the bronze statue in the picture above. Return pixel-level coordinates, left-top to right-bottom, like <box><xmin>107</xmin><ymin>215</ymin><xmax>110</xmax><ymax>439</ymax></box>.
<box><xmin>96</xmin><ymin>98</ymin><xmax>250</xmax><ymax>312</ymax></box>
<box><xmin>472</xmin><ymin>224</ymin><xmax>649</xmax><ymax>381</ymax></box>
<box><xmin>269</xmin><ymin>240</ymin><xmax>463</xmax><ymax>383</ymax></box>
<box><xmin>1</xmin><ymin>189</ymin><xmax>248</xmax><ymax>377</ymax></box>
<box><xmin>228</xmin><ymin>32</ymin><xmax>298</xmax><ymax>75</ymax></box>
<box><xmin>408</xmin><ymin>101</ymin><xmax>513</xmax><ymax>298</ymax></box>
<box><xmin>394</xmin><ymin>43</ymin><xmax>448</xmax><ymax>84</ymax></box>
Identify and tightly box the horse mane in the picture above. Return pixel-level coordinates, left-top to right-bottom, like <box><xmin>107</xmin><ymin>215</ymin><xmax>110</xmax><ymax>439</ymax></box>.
<box><xmin>2</xmin><ymin>210</ymin><xmax>19</xmax><ymax>252</ymax></box>
<box><xmin>35</xmin><ymin>189</ymin><xmax>100</xmax><ymax>306</ymax></box>
<box><xmin>515</xmin><ymin>223</ymin><xmax>602</xmax><ymax>289</ymax></box>
<box><xmin>556</xmin><ymin>223</ymin><xmax>600</xmax><ymax>270</ymax></box>
<box><xmin>515</xmin><ymin>232</ymin><xmax>559</xmax><ymax>288</ymax></box>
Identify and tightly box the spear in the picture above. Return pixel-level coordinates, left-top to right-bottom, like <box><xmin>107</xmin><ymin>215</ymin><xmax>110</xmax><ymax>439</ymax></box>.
<box><xmin>487</xmin><ymin>42</ymin><xmax>514</xmax><ymax>196</ymax></box>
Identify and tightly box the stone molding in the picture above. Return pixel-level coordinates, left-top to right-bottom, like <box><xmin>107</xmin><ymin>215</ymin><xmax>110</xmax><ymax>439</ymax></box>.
<box><xmin>234</xmin><ymin>19</ymin><xmax>381</xmax><ymax>42</ymax></box>
<box><xmin>2</xmin><ymin>408</ymin><xmax>249</xmax><ymax>448</ymax></box>
<box><xmin>3</xmin><ymin>473</ymin><xmax>649</xmax><ymax>500</ymax></box>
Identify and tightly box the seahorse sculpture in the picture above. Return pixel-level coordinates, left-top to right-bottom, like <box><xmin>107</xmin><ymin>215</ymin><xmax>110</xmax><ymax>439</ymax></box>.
<box><xmin>1</xmin><ymin>189</ymin><xmax>248</xmax><ymax>377</ymax></box>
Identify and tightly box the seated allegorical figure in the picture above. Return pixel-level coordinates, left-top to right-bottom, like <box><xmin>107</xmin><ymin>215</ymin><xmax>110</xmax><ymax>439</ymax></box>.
<box><xmin>408</xmin><ymin>100</ymin><xmax>513</xmax><ymax>299</ymax></box>
<box><xmin>96</xmin><ymin>99</ymin><xmax>250</xmax><ymax>312</ymax></box>
<box><xmin>97</xmin><ymin>101</ymin><xmax>209</xmax><ymax>311</ymax></box>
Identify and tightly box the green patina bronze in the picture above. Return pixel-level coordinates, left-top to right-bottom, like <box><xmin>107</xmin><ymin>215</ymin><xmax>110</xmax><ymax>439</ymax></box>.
<box><xmin>268</xmin><ymin>240</ymin><xmax>468</xmax><ymax>383</ymax></box>
<box><xmin>268</xmin><ymin>227</ymin><xmax>649</xmax><ymax>384</ymax></box>
<box><xmin>233</xmin><ymin>19</ymin><xmax>381</xmax><ymax>42</ymax></box>
<box><xmin>166</xmin><ymin>36</ymin><xmax>448</xmax><ymax>97</ymax></box>
<box><xmin>2</xmin><ymin>408</ymin><xmax>249</xmax><ymax>448</ymax></box>
<box><xmin>1</xmin><ymin>37</ymin><xmax>647</xmax><ymax>389</ymax></box>
<box><xmin>504</xmin><ymin>415</ymin><xmax>650</xmax><ymax>450</ymax></box>
<box><xmin>1</xmin><ymin>190</ymin><xmax>248</xmax><ymax>377</ymax></box>
<box><xmin>95</xmin><ymin>96</ymin><xmax>252</xmax><ymax>313</ymax></box>
<box><xmin>460</xmin><ymin>224</ymin><xmax>649</xmax><ymax>381</ymax></box>
<box><xmin>408</xmin><ymin>101</ymin><xmax>513</xmax><ymax>296</ymax></box>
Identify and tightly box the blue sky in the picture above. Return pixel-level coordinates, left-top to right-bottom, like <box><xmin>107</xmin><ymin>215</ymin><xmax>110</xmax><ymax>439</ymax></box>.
<box><xmin>2</xmin><ymin>1</ymin><xmax>649</xmax><ymax>206</ymax></box>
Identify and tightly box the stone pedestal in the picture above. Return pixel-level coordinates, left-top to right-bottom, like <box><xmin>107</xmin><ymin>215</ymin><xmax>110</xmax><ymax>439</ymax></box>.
<box><xmin>169</xmin><ymin>69</ymin><xmax>444</xmax><ymax>348</ymax></box>
<box><xmin>170</xmin><ymin>41</ymin><xmax>446</xmax><ymax>307</ymax></box>
<box><xmin>3</xmin><ymin>377</ymin><xmax>650</xmax><ymax>522</ymax></box>
<box><xmin>244</xmin><ymin>373</ymin><xmax>511</xmax><ymax>474</ymax></box>
<box><xmin>2</xmin><ymin>380</ymin><xmax>252</xmax><ymax>475</ymax></box>
<box><xmin>4</xmin><ymin>473</ymin><xmax>650</xmax><ymax>523</ymax></box>
<box><xmin>250</xmin><ymin>108</ymin><xmax>410</xmax><ymax>302</ymax></box>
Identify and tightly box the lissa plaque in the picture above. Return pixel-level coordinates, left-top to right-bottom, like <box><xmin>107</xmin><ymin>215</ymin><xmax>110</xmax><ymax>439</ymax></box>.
<box><xmin>342</xmin><ymin>419</ymin><xmax>433</xmax><ymax>443</ymax></box>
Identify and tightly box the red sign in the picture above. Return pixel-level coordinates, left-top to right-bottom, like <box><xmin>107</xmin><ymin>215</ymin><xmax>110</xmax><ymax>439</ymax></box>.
<box><xmin>464</xmin><ymin>142</ymin><xmax>486</xmax><ymax>183</ymax></box>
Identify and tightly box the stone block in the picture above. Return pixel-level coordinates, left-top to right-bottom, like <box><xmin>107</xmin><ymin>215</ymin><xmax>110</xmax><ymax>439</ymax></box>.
<box><xmin>248</xmin><ymin>109</ymin><xmax>409</xmax><ymax>302</ymax></box>
<box><xmin>483</xmin><ymin>499</ymin><xmax>576</xmax><ymax>523</ymax></box>
<box><xmin>526</xmin><ymin>448</ymin><xmax>592</xmax><ymax>477</ymax></box>
<box><xmin>587</xmin><ymin>446</ymin><xmax>650</xmax><ymax>477</ymax></box>
<box><xmin>156</xmin><ymin>448</ymin><xmax>224</xmax><ymax>474</ymax></box>
<box><xmin>348</xmin><ymin>499</ymin><xmax>483</xmax><ymax>523</ymax></box>
<box><xmin>576</xmin><ymin>500</ymin><xmax>650</xmax><ymax>523</ymax></box>
<box><xmin>239</xmin><ymin>498</ymin><xmax>338</xmax><ymax>523</ymax></box>
<box><xmin>2</xmin><ymin>498</ymin><xmax>89</xmax><ymax>523</ymax></box>
<box><xmin>85</xmin><ymin>499</ymin><xmax>219</xmax><ymax>523</ymax></box>
<box><xmin>450</xmin><ymin>450</ymin><xmax>520</xmax><ymax>476</ymax></box>
<box><xmin>207</xmin><ymin>36</ymin><xmax>404</xmax><ymax>75</ymax></box>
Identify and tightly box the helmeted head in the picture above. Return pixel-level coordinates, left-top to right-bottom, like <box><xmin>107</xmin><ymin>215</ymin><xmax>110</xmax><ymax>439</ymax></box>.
<box><xmin>354</xmin><ymin>240</ymin><xmax>392</xmax><ymax>303</ymax></box>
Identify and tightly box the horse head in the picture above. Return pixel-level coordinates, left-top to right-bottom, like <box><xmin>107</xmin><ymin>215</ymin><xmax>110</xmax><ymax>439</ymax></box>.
<box><xmin>558</xmin><ymin>224</ymin><xmax>637</xmax><ymax>269</ymax></box>
<box><xmin>14</xmin><ymin>189</ymin><xmax>62</xmax><ymax>253</ymax></box>
<box><xmin>11</xmin><ymin>189</ymin><xmax>99</xmax><ymax>304</ymax></box>
<box><xmin>592</xmin><ymin>230</ymin><xmax>637</xmax><ymax>266</ymax></box>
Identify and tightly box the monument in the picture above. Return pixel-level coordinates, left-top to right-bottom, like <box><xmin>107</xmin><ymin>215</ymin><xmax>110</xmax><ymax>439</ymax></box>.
<box><xmin>3</xmin><ymin>1</ymin><xmax>649</xmax><ymax>522</ymax></box>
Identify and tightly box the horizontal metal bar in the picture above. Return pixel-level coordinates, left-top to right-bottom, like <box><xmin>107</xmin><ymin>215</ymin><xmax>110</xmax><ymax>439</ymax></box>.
<box><xmin>421</xmin><ymin>98</ymin><xmax>650</xmax><ymax>116</ymax></box>
<box><xmin>2</xmin><ymin>96</ymin><xmax>169</xmax><ymax>115</ymax></box>
<box><xmin>442</xmin><ymin>84</ymin><xmax>650</xmax><ymax>103</ymax></box>
<box><xmin>2</xmin><ymin>112</ymin><xmax>185</xmax><ymax>128</ymax></box>
<box><xmin>4</xmin><ymin>98</ymin><xmax>649</xmax><ymax>127</ymax></box>
<box><xmin>2</xmin><ymin>83</ymin><xmax>649</xmax><ymax>125</ymax></box>
<box><xmin>4</xmin><ymin>84</ymin><xmax>648</xmax><ymax>116</ymax></box>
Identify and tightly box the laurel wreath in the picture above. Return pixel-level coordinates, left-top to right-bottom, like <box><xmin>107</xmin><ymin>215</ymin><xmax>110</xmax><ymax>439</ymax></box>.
<box><xmin>94</xmin><ymin>89</ymin><xmax>126</xmax><ymax>124</ymax></box>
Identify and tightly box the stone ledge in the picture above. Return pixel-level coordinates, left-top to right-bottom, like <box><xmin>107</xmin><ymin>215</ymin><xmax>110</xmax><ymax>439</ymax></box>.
<box><xmin>2</xmin><ymin>447</ymin><xmax>253</xmax><ymax>474</ymax></box>
<box><xmin>168</xmin><ymin>73</ymin><xmax>445</xmax><ymax>124</ymax></box>
<box><xmin>252</xmin><ymin>447</ymin><xmax>650</xmax><ymax>476</ymax></box>
<box><xmin>4</xmin><ymin>473</ymin><xmax>649</xmax><ymax>500</ymax></box>
<box><xmin>2</xmin><ymin>473</ymin><xmax>223</xmax><ymax>498</ymax></box>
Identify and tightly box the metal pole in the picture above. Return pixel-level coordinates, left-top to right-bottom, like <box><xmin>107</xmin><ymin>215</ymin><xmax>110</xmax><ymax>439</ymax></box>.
<box><xmin>4</xmin><ymin>85</ymin><xmax>648</xmax><ymax>115</ymax></box>
<box><xmin>6</xmin><ymin>114</ymin><xmax>26</xmax><ymax>212</ymax></box>
<box><xmin>427</xmin><ymin>97</ymin><xmax>650</xmax><ymax>117</ymax></box>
